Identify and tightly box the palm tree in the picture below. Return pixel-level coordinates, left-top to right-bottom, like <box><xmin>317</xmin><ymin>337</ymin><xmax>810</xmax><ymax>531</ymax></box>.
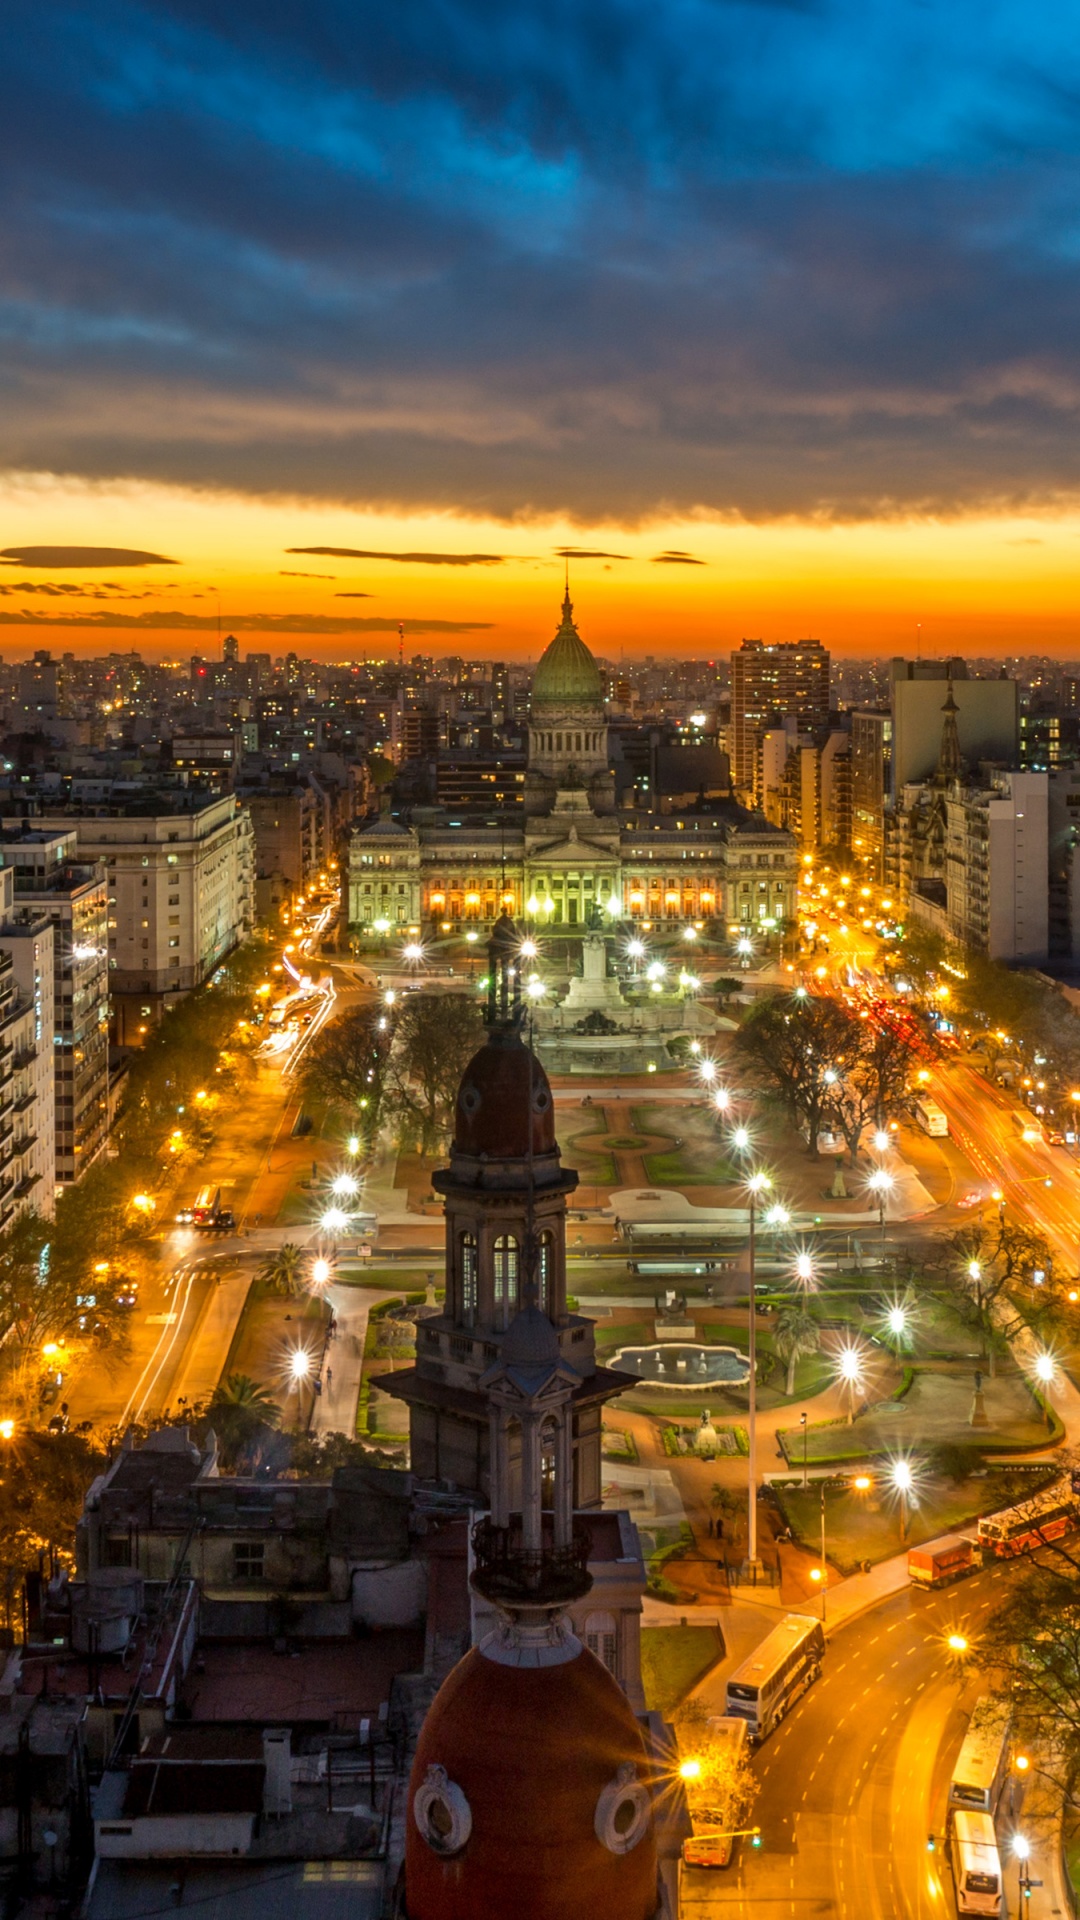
<box><xmin>774</xmin><ymin>1306</ymin><xmax>821</xmax><ymax>1396</ymax></box>
<box><xmin>258</xmin><ymin>1243</ymin><xmax>305</xmax><ymax>1297</ymax></box>
<box><xmin>208</xmin><ymin>1372</ymin><xmax>282</xmax><ymax>1468</ymax></box>
<box><xmin>209</xmin><ymin>1373</ymin><xmax>281</xmax><ymax>1425</ymax></box>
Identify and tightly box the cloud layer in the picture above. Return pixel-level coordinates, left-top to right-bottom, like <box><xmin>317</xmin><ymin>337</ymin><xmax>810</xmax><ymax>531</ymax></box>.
<box><xmin>4</xmin><ymin>3</ymin><xmax>1080</xmax><ymax>522</ymax></box>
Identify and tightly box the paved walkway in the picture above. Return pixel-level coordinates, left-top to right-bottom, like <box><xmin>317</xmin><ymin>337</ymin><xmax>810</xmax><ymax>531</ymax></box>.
<box><xmin>310</xmin><ymin>1281</ymin><xmax>397</xmax><ymax>1439</ymax></box>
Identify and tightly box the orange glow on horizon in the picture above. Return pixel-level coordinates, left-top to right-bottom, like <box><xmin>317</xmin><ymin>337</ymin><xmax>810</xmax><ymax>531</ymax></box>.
<box><xmin>2</xmin><ymin>477</ymin><xmax>1080</xmax><ymax>660</ymax></box>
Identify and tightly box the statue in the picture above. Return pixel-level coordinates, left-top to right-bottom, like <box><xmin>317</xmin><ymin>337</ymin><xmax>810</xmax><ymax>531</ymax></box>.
<box><xmin>969</xmin><ymin>1368</ymin><xmax>989</xmax><ymax>1428</ymax></box>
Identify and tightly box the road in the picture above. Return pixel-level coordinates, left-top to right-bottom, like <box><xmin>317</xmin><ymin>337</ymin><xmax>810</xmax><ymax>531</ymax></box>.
<box><xmin>685</xmin><ymin>1563</ymin><xmax>1052</xmax><ymax>1919</ymax></box>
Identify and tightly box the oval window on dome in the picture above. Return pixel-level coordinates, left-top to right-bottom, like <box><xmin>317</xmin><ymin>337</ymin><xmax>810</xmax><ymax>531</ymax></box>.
<box><xmin>460</xmin><ymin>1084</ymin><xmax>481</xmax><ymax>1117</ymax></box>
<box><xmin>594</xmin><ymin>1762</ymin><xmax>650</xmax><ymax>1855</ymax></box>
<box><xmin>414</xmin><ymin>1764</ymin><xmax>472</xmax><ymax>1856</ymax></box>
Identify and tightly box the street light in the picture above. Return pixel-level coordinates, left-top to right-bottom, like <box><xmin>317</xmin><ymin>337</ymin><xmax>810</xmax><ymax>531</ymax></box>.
<box><xmin>311</xmin><ymin>1257</ymin><xmax>332</xmax><ymax>1287</ymax></box>
<box><xmin>835</xmin><ymin>1343</ymin><xmax>865</xmax><ymax>1425</ymax></box>
<box><xmin>891</xmin><ymin>1458</ymin><xmax>914</xmax><ymax>1542</ymax></box>
<box><xmin>320</xmin><ymin>1207</ymin><xmax>350</xmax><ymax>1234</ymax></box>
<box><xmin>794</xmin><ymin>1250</ymin><xmax>817</xmax><ymax>1291</ymax></box>
<box><xmin>714</xmin><ymin>1087</ymin><xmax>731</xmax><ymax>1114</ymax></box>
<box><xmin>1034</xmin><ymin>1348</ymin><xmax>1056</xmax><ymax>1429</ymax></box>
<box><xmin>744</xmin><ymin>1169</ymin><xmax>773</xmax><ymax>1573</ymax></box>
<box><xmin>872</xmin><ymin>1129</ymin><xmax>891</xmax><ymax>1154</ymax></box>
<box><xmin>867</xmin><ymin>1167</ymin><xmax>894</xmax><ymax>1242</ymax></box>
<box><xmin>731</xmin><ymin>1125</ymin><xmax>751</xmax><ymax>1153</ymax></box>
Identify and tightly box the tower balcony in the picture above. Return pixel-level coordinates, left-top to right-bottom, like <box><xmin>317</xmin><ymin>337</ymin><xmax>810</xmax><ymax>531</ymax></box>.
<box><xmin>470</xmin><ymin>1514</ymin><xmax>592</xmax><ymax>1609</ymax></box>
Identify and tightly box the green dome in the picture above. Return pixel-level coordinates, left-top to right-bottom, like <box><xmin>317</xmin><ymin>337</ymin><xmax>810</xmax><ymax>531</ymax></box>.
<box><xmin>531</xmin><ymin>591</ymin><xmax>604</xmax><ymax>709</ymax></box>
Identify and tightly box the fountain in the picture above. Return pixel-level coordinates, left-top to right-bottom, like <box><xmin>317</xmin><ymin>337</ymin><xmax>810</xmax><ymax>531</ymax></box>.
<box><xmin>612</xmin><ymin>1343</ymin><xmax>751</xmax><ymax>1389</ymax></box>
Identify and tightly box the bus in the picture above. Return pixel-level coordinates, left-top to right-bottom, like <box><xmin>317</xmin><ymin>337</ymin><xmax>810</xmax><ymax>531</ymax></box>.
<box><xmin>978</xmin><ymin>1482</ymin><xmax>1079</xmax><ymax>1559</ymax></box>
<box><xmin>681</xmin><ymin>1717</ymin><xmax>750</xmax><ymax>1870</ymax></box>
<box><xmin>1011</xmin><ymin>1108</ymin><xmax>1042</xmax><ymax>1144</ymax></box>
<box><xmin>914</xmin><ymin>1098</ymin><xmax>949</xmax><ymax>1137</ymax></box>
<box><xmin>948</xmin><ymin>1810</ymin><xmax>1002</xmax><ymax>1916</ymax></box>
<box><xmin>948</xmin><ymin>1712</ymin><xmax>1010</xmax><ymax>1816</ymax></box>
<box><xmin>724</xmin><ymin>1613</ymin><xmax>825</xmax><ymax>1743</ymax></box>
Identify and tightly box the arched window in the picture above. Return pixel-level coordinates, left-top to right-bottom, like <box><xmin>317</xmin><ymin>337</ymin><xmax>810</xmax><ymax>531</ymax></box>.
<box><xmin>460</xmin><ymin>1233</ymin><xmax>477</xmax><ymax>1324</ymax></box>
<box><xmin>540</xmin><ymin>1414</ymin><xmax>558</xmax><ymax>1510</ymax></box>
<box><xmin>494</xmin><ymin>1234</ymin><xmax>518</xmax><ymax>1326</ymax></box>
<box><xmin>538</xmin><ymin>1230</ymin><xmax>554</xmax><ymax>1315</ymax></box>
<box><xmin>585</xmin><ymin>1610</ymin><xmax>618</xmax><ymax>1675</ymax></box>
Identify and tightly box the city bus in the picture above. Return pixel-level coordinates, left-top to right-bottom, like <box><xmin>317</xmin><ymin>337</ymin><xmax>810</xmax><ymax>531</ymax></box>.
<box><xmin>1011</xmin><ymin>1108</ymin><xmax>1043</xmax><ymax>1144</ymax></box>
<box><xmin>724</xmin><ymin>1613</ymin><xmax>825</xmax><ymax>1743</ymax></box>
<box><xmin>978</xmin><ymin>1482</ymin><xmax>1079</xmax><ymax>1559</ymax></box>
<box><xmin>914</xmin><ymin>1098</ymin><xmax>949</xmax><ymax>1137</ymax></box>
<box><xmin>948</xmin><ymin>1713</ymin><xmax>1011</xmax><ymax>1816</ymax></box>
<box><xmin>948</xmin><ymin>1810</ymin><xmax>1002</xmax><ymax>1916</ymax></box>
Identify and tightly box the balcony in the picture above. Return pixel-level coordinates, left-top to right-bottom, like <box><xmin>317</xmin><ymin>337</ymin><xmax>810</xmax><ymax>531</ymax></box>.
<box><xmin>470</xmin><ymin>1515</ymin><xmax>592</xmax><ymax>1608</ymax></box>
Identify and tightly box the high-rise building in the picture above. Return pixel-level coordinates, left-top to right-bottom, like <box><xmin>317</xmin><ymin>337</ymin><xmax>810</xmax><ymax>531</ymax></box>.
<box><xmin>0</xmin><ymin>831</ymin><xmax>108</xmax><ymax>1185</ymax></box>
<box><xmin>851</xmin><ymin>709</ymin><xmax>893</xmax><ymax>878</ymax></box>
<box><xmin>730</xmin><ymin>638</ymin><xmax>830</xmax><ymax>802</ymax></box>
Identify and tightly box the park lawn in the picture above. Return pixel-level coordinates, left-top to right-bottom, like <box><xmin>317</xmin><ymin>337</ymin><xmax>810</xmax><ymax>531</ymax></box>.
<box><xmin>774</xmin><ymin>1465</ymin><xmax>1058</xmax><ymax>1574</ymax></box>
<box><xmin>641</xmin><ymin>1625</ymin><xmax>724</xmax><ymax>1714</ymax></box>
<box><xmin>595</xmin><ymin>1322</ymin><xmax>650</xmax><ymax>1351</ymax></box>
<box><xmin>562</xmin><ymin>1136</ymin><xmax>619</xmax><ymax>1186</ymax></box>
<box><xmin>814</xmin><ymin>1290</ymin><xmax>981</xmax><ymax>1361</ymax></box>
<box><xmin>784</xmin><ymin>1366</ymin><xmax>1049</xmax><ymax>1464</ymax></box>
<box><xmin>223</xmin><ymin>1279</ymin><xmax>330</xmax><ymax>1410</ymax></box>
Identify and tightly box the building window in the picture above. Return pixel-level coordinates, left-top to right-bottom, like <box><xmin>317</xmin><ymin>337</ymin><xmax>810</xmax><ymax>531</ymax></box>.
<box><xmin>585</xmin><ymin>1610</ymin><xmax>618</xmax><ymax>1675</ymax></box>
<box><xmin>539</xmin><ymin>1230</ymin><xmax>554</xmax><ymax>1315</ymax></box>
<box><xmin>461</xmin><ymin>1233</ymin><xmax>477</xmax><ymax>1323</ymax></box>
<box><xmin>233</xmin><ymin>1542</ymin><xmax>264</xmax><ymax>1582</ymax></box>
<box><xmin>493</xmin><ymin>1234</ymin><xmax>518</xmax><ymax>1327</ymax></box>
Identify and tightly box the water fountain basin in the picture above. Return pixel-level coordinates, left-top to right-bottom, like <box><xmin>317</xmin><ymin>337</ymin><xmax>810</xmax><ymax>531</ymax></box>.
<box><xmin>612</xmin><ymin>1342</ymin><xmax>751</xmax><ymax>1388</ymax></box>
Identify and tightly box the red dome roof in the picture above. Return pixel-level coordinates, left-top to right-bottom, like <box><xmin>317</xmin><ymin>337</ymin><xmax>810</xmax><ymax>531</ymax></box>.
<box><xmin>406</xmin><ymin>1642</ymin><xmax>658</xmax><ymax>1920</ymax></box>
<box><xmin>453</xmin><ymin>1031</ymin><xmax>556</xmax><ymax>1160</ymax></box>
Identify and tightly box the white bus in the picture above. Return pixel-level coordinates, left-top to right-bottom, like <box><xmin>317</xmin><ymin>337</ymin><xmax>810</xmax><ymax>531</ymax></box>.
<box><xmin>1011</xmin><ymin>1108</ymin><xmax>1042</xmax><ymax>1144</ymax></box>
<box><xmin>724</xmin><ymin>1613</ymin><xmax>825</xmax><ymax>1743</ymax></box>
<box><xmin>948</xmin><ymin>1712</ymin><xmax>1010</xmax><ymax>1816</ymax></box>
<box><xmin>948</xmin><ymin>1810</ymin><xmax>1002</xmax><ymax>1916</ymax></box>
<box><xmin>914</xmin><ymin>1098</ymin><xmax>949</xmax><ymax>1137</ymax></box>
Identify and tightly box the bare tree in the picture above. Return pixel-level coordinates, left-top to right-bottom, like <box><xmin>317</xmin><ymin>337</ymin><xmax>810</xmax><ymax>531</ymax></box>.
<box><xmin>384</xmin><ymin>992</ymin><xmax>485</xmax><ymax>1155</ymax></box>
<box><xmin>733</xmin><ymin>993</ymin><xmax>862</xmax><ymax>1158</ymax></box>
<box><xmin>301</xmin><ymin>1005</ymin><xmax>391</xmax><ymax>1140</ymax></box>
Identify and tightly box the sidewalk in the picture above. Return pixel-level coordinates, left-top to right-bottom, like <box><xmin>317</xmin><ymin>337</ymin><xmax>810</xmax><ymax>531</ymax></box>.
<box><xmin>310</xmin><ymin>1281</ymin><xmax>398</xmax><ymax>1439</ymax></box>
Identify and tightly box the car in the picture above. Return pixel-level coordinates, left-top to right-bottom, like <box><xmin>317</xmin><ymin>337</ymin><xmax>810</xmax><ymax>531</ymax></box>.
<box><xmin>956</xmin><ymin>1190</ymin><xmax>984</xmax><ymax>1209</ymax></box>
<box><xmin>175</xmin><ymin>1205</ymin><xmax>194</xmax><ymax>1224</ymax></box>
<box><xmin>1048</xmin><ymin>1128</ymin><xmax>1065</xmax><ymax>1146</ymax></box>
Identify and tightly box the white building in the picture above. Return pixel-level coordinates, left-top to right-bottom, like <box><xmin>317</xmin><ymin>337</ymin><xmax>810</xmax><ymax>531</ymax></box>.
<box><xmin>12</xmin><ymin>797</ymin><xmax>255</xmax><ymax>1044</ymax></box>
<box><xmin>0</xmin><ymin>891</ymin><xmax>57</xmax><ymax>1216</ymax></box>
<box><xmin>889</xmin><ymin>658</ymin><xmax>1018</xmax><ymax>797</ymax></box>
<box><xmin>945</xmin><ymin>771</ymin><xmax>1048</xmax><ymax>964</ymax></box>
<box><xmin>0</xmin><ymin>832</ymin><xmax>109</xmax><ymax>1185</ymax></box>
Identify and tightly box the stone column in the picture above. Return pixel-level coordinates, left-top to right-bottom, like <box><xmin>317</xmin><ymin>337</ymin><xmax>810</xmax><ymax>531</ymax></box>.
<box><xmin>554</xmin><ymin>1408</ymin><xmax>573</xmax><ymax>1548</ymax></box>
<box><xmin>520</xmin><ymin>1410</ymin><xmax>542</xmax><ymax>1552</ymax></box>
<box><xmin>489</xmin><ymin>1406</ymin><xmax>510</xmax><ymax>1527</ymax></box>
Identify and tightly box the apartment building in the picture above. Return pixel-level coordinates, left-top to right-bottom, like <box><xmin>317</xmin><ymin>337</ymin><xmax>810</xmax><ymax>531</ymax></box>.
<box><xmin>11</xmin><ymin>796</ymin><xmax>255</xmax><ymax>1044</ymax></box>
<box><xmin>888</xmin><ymin>659</ymin><xmax>1018</xmax><ymax>798</ymax></box>
<box><xmin>0</xmin><ymin>889</ymin><xmax>57</xmax><ymax>1215</ymax></box>
<box><xmin>730</xmin><ymin>638</ymin><xmax>830</xmax><ymax>802</ymax></box>
<box><xmin>851</xmin><ymin>709</ymin><xmax>892</xmax><ymax>879</ymax></box>
<box><xmin>0</xmin><ymin>832</ymin><xmax>109</xmax><ymax>1184</ymax></box>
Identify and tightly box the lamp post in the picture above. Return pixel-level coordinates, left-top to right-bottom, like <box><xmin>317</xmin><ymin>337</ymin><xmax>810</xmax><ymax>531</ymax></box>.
<box><xmin>800</xmin><ymin>1409</ymin><xmax>808</xmax><ymax>1490</ymax></box>
<box><xmin>892</xmin><ymin>1458</ymin><xmax>914</xmax><ymax>1543</ymax></box>
<box><xmin>867</xmin><ymin>1167</ymin><xmax>894</xmax><ymax>1245</ymax></box>
<box><xmin>745</xmin><ymin>1169</ymin><xmax>772</xmax><ymax>1572</ymax></box>
<box><xmin>1034</xmin><ymin>1349</ymin><xmax>1056</xmax><ymax>1430</ymax></box>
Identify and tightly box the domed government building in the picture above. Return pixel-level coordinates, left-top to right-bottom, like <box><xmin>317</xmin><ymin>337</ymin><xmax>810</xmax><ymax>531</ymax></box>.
<box><xmin>347</xmin><ymin>590</ymin><xmax>799</xmax><ymax>940</ymax></box>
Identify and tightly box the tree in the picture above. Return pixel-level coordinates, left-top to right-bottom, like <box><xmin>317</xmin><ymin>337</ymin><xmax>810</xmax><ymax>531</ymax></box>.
<box><xmin>774</xmin><ymin>1306</ymin><xmax>821</xmax><ymax>1395</ymax></box>
<box><xmin>258</xmin><ymin>1244</ymin><xmax>306</xmax><ymax>1297</ymax></box>
<box><xmin>981</xmin><ymin>1514</ymin><xmax>1080</xmax><ymax>1803</ymax></box>
<box><xmin>0</xmin><ymin>1431</ymin><xmax>105</xmax><ymax>1630</ymax></box>
<box><xmin>673</xmin><ymin>1696</ymin><xmax>757</xmax><ymax>1829</ymax></box>
<box><xmin>885</xmin><ymin>921</ymin><xmax>948</xmax><ymax>999</ymax></box>
<box><xmin>0</xmin><ymin>1209</ymin><xmax>137</xmax><ymax>1396</ymax></box>
<box><xmin>208</xmin><ymin>1373</ymin><xmax>282</xmax><ymax>1469</ymax></box>
<box><xmin>384</xmin><ymin>992</ymin><xmax>485</xmax><ymax>1154</ymax></box>
<box><xmin>733</xmin><ymin>993</ymin><xmax>862</xmax><ymax>1158</ymax></box>
<box><xmin>716</xmin><ymin>978</ymin><xmax>742</xmax><ymax>1006</ymax></box>
<box><xmin>827</xmin><ymin>1020</ymin><xmax>914</xmax><ymax>1164</ymax></box>
<box><xmin>927</xmin><ymin>1216</ymin><xmax>1057</xmax><ymax>1374</ymax></box>
<box><xmin>301</xmin><ymin>1005</ymin><xmax>391</xmax><ymax>1141</ymax></box>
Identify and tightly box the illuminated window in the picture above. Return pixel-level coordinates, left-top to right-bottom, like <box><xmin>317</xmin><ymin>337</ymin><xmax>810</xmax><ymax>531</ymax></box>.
<box><xmin>494</xmin><ymin>1235</ymin><xmax>518</xmax><ymax>1328</ymax></box>
<box><xmin>461</xmin><ymin>1233</ymin><xmax>477</xmax><ymax>1323</ymax></box>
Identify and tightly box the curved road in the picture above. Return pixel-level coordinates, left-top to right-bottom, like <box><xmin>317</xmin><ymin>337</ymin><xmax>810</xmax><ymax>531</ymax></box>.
<box><xmin>687</xmin><ymin>1562</ymin><xmax>1024</xmax><ymax>1918</ymax></box>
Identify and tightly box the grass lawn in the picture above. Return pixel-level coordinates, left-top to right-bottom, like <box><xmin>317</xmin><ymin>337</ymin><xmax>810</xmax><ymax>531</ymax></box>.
<box><xmin>596</xmin><ymin>1322</ymin><xmax>650</xmax><ymax>1350</ymax></box>
<box><xmin>223</xmin><ymin>1279</ymin><xmax>330</xmax><ymax>1410</ymax></box>
<box><xmin>640</xmin><ymin>1625</ymin><xmax>724</xmax><ymax>1713</ymax></box>
<box><xmin>563</xmin><ymin>1135</ymin><xmax>619</xmax><ymax>1186</ymax></box>
<box><xmin>774</xmin><ymin>1465</ymin><xmax>1058</xmax><ymax>1573</ymax></box>
<box><xmin>783</xmin><ymin>1367</ymin><xmax>1050</xmax><ymax>1464</ymax></box>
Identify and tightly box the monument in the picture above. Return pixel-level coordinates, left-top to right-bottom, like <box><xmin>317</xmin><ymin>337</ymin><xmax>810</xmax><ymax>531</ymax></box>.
<box><xmin>532</xmin><ymin>922</ymin><xmax>721</xmax><ymax>1074</ymax></box>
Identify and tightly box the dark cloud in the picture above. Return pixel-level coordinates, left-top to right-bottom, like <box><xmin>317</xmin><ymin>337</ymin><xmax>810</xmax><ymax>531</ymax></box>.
<box><xmin>555</xmin><ymin>547</ymin><xmax>630</xmax><ymax>559</ymax></box>
<box><xmin>651</xmin><ymin>551</ymin><xmax>706</xmax><ymax>564</ymax></box>
<box><xmin>5</xmin><ymin>5</ymin><xmax>1080</xmax><ymax>519</ymax></box>
<box><xmin>279</xmin><ymin>569</ymin><xmax>336</xmax><ymax>577</ymax></box>
<box><xmin>0</xmin><ymin>547</ymin><xmax>177</xmax><ymax>567</ymax></box>
<box><xmin>334</xmin><ymin>591</ymin><xmax>374</xmax><ymax>598</ymax></box>
<box><xmin>287</xmin><ymin>547</ymin><xmax>504</xmax><ymax>564</ymax></box>
<box><xmin>0</xmin><ymin>610</ymin><xmax>490</xmax><ymax>632</ymax></box>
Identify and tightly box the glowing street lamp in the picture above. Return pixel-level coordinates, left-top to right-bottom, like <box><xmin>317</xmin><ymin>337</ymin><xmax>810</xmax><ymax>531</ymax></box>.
<box><xmin>346</xmin><ymin>1135</ymin><xmax>361</xmax><ymax>1156</ymax></box>
<box><xmin>527</xmin><ymin>976</ymin><xmax>546</xmax><ymax>1000</ymax></box>
<box><xmin>1033</xmin><ymin>1348</ymin><xmax>1057</xmax><ymax>1429</ymax></box>
<box><xmin>867</xmin><ymin>1166</ymin><xmax>894</xmax><ymax>1241</ymax></box>
<box><xmin>520</xmin><ymin>938</ymin><xmax>538</xmax><ymax>960</ymax></box>
<box><xmin>320</xmin><ymin>1207</ymin><xmax>350</xmax><ymax>1234</ymax></box>
<box><xmin>331</xmin><ymin>1172</ymin><xmax>359</xmax><ymax>1198</ymax></box>
<box><xmin>872</xmin><ymin>1129</ymin><xmax>891</xmax><ymax>1154</ymax></box>
<box><xmin>402</xmin><ymin>941</ymin><xmax>424</xmax><ymax>964</ymax></box>
<box><xmin>891</xmin><ymin>1458</ymin><xmax>915</xmax><ymax>1541</ymax></box>
<box><xmin>744</xmin><ymin>1168</ymin><xmax>773</xmax><ymax>1570</ymax></box>
<box><xmin>311</xmin><ymin>1257</ymin><xmax>332</xmax><ymax>1287</ymax></box>
<box><xmin>714</xmin><ymin>1087</ymin><xmax>731</xmax><ymax>1114</ymax></box>
<box><xmin>289</xmin><ymin>1348</ymin><xmax>312</xmax><ymax>1384</ymax></box>
<box><xmin>699</xmin><ymin>1059</ymin><xmax>717</xmax><ymax>1084</ymax></box>
<box><xmin>731</xmin><ymin>1125</ymin><xmax>751</xmax><ymax>1154</ymax></box>
<box><xmin>835</xmin><ymin>1343</ymin><xmax>866</xmax><ymax>1425</ymax></box>
<box><xmin>793</xmin><ymin>1250</ymin><xmax>816</xmax><ymax>1290</ymax></box>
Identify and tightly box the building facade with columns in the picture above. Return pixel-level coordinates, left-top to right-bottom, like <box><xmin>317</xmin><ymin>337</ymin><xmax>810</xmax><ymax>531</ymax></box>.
<box><xmin>346</xmin><ymin>590</ymin><xmax>799</xmax><ymax>940</ymax></box>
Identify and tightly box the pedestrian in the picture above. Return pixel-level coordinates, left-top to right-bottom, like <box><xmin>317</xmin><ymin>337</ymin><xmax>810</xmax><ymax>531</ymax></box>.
<box><xmin>326</xmin><ymin>1367</ymin><xmax>333</xmax><ymax>1390</ymax></box>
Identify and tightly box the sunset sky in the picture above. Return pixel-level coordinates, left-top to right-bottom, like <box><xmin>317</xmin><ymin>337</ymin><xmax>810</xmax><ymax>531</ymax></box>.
<box><xmin>5</xmin><ymin>1</ymin><xmax>1080</xmax><ymax>661</ymax></box>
